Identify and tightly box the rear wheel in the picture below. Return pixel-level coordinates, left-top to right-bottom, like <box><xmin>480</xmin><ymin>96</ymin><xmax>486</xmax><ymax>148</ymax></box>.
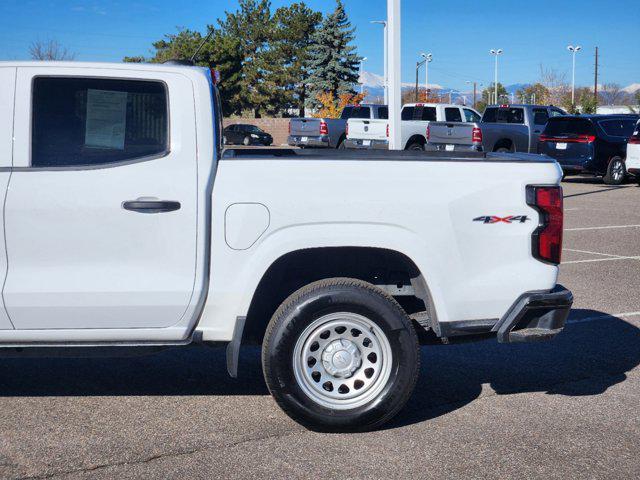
<box><xmin>406</xmin><ymin>141</ymin><xmax>424</xmax><ymax>151</ymax></box>
<box><xmin>262</xmin><ymin>278</ymin><xmax>420</xmax><ymax>432</ymax></box>
<box><xmin>603</xmin><ymin>157</ymin><xmax>626</xmax><ymax>185</ymax></box>
<box><xmin>243</xmin><ymin>136</ymin><xmax>251</xmax><ymax>146</ymax></box>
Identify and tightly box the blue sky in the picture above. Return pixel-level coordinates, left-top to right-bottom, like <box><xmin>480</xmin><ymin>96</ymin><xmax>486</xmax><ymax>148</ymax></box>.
<box><xmin>1</xmin><ymin>0</ymin><xmax>638</xmax><ymax>91</ymax></box>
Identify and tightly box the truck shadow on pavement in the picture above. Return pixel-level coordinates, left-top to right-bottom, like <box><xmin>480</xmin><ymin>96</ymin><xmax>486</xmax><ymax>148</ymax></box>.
<box><xmin>391</xmin><ymin>309</ymin><xmax>639</xmax><ymax>429</ymax></box>
<box><xmin>0</xmin><ymin>309</ymin><xmax>637</xmax><ymax>429</ymax></box>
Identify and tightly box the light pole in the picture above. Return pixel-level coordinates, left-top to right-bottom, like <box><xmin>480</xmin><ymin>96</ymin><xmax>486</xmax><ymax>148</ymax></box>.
<box><xmin>421</xmin><ymin>52</ymin><xmax>433</xmax><ymax>100</ymax></box>
<box><xmin>490</xmin><ymin>49</ymin><xmax>503</xmax><ymax>105</ymax></box>
<box><xmin>359</xmin><ymin>57</ymin><xmax>368</xmax><ymax>95</ymax></box>
<box><xmin>386</xmin><ymin>0</ymin><xmax>401</xmax><ymax>150</ymax></box>
<box><xmin>371</xmin><ymin>20</ymin><xmax>388</xmax><ymax>105</ymax></box>
<box><xmin>567</xmin><ymin>45</ymin><xmax>582</xmax><ymax>106</ymax></box>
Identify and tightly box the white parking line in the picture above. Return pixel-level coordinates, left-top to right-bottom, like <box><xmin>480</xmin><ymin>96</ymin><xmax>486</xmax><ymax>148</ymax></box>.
<box><xmin>563</xmin><ymin>256</ymin><xmax>640</xmax><ymax>264</ymax></box>
<box><xmin>564</xmin><ymin>248</ymin><xmax>625</xmax><ymax>258</ymax></box>
<box><xmin>566</xmin><ymin>224</ymin><xmax>640</xmax><ymax>232</ymax></box>
<box><xmin>568</xmin><ymin>312</ymin><xmax>640</xmax><ymax>325</ymax></box>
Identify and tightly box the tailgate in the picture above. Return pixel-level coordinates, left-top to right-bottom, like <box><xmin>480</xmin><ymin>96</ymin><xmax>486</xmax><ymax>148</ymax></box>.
<box><xmin>429</xmin><ymin>122</ymin><xmax>475</xmax><ymax>145</ymax></box>
<box><xmin>347</xmin><ymin>119</ymin><xmax>387</xmax><ymax>140</ymax></box>
<box><xmin>290</xmin><ymin>118</ymin><xmax>321</xmax><ymax>137</ymax></box>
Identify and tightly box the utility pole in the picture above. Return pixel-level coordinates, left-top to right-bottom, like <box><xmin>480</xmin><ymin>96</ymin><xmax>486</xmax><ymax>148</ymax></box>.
<box><xmin>466</xmin><ymin>81</ymin><xmax>478</xmax><ymax>109</ymax></box>
<box><xmin>387</xmin><ymin>0</ymin><xmax>401</xmax><ymax>150</ymax></box>
<box><xmin>594</xmin><ymin>46</ymin><xmax>599</xmax><ymax>107</ymax></box>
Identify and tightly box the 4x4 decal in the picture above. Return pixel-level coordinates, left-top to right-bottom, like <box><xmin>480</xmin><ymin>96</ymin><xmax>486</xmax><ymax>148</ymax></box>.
<box><xmin>474</xmin><ymin>215</ymin><xmax>531</xmax><ymax>224</ymax></box>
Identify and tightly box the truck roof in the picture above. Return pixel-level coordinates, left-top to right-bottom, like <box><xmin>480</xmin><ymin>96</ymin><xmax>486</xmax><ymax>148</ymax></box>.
<box><xmin>403</xmin><ymin>103</ymin><xmax>464</xmax><ymax>108</ymax></box>
<box><xmin>0</xmin><ymin>60</ymin><xmax>210</xmax><ymax>81</ymax></box>
<box><xmin>486</xmin><ymin>104</ymin><xmax>560</xmax><ymax>109</ymax></box>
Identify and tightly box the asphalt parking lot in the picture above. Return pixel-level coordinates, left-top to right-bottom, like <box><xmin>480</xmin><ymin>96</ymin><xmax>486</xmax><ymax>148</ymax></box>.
<box><xmin>1</xmin><ymin>179</ymin><xmax>639</xmax><ymax>480</ymax></box>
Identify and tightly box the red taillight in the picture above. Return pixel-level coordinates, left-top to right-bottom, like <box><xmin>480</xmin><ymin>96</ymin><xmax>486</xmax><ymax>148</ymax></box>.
<box><xmin>527</xmin><ymin>186</ymin><xmax>564</xmax><ymax>265</ymax></box>
<box><xmin>629</xmin><ymin>133</ymin><xmax>640</xmax><ymax>144</ymax></box>
<box><xmin>386</xmin><ymin>124</ymin><xmax>389</xmax><ymax>138</ymax></box>
<box><xmin>346</xmin><ymin>122</ymin><xmax>349</xmax><ymax>137</ymax></box>
<box><xmin>288</xmin><ymin>121</ymin><xmax>291</xmax><ymax>135</ymax></box>
<box><xmin>539</xmin><ymin>134</ymin><xmax>595</xmax><ymax>143</ymax></box>
<box><xmin>426</xmin><ymin>125</ymin><xmax>430</xmax><ymax>142</ymax></box>
<box><xmin>472</xmin><ymin>127</ymin><xmax>483</xmax><ymax>144</ymax></box>
<box><xmin>319</xmin><ymin>121</ymin><xmax>329</xmax><ymax>135</ymax></box>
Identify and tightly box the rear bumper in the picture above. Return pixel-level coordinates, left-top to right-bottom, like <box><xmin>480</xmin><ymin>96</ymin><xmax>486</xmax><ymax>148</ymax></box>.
<box><xmin>628</xmin><ymin>167</ymin><xmax>640</xmax><ymax>177</ymax></box>
<box><xmin>492</xmin><ymin>286</ymin><xmax>573</xmax><ymax>344</ymax></box>
<box><xmin>288</xmin><ymin>135</ymin><xmax>330</xmax><ymax>148</ymax></box>
<box><xmin>428</xmin><ymin>143</ymin><xmax>483</xmax><ymax>152</ymax></box>
<box><xmin>343</xmin><ymin>138</ymin><xmax>389</xmax><ymax>150</ymax></box>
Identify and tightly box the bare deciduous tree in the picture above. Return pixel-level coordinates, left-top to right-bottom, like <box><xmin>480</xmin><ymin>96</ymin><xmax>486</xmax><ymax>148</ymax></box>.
<box><xmin>539</xmin><ymin>65</ymin><xmax>570</xmax><ymax>107</ymax></box>
<box><xmin>29</xmin><ymin>39</ymin><xmax>76</xmax><ymax>61</ymax></box>
<box><xmin>599</xmin><ymin>83</ymin><xmax>627</xmax><ymax>106</ymax></box>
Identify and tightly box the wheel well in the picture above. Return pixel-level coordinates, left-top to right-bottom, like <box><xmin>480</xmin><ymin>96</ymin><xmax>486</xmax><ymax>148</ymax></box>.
<box><xmin>336</xmin><ymin>133</ymin><xmax>346</xmax><ymax>148</ymax></box>
<box><xmin>243</xmin><ymin>247</ymin><xmax>433</xmax><ymax>344</ymax></box>
<box><xmin>404</xmin><ymin>135</ymin><xmax>426</xmax><ymax>149</ymax></box>
<box><xmin>492</xmin><ymin>139</ymin><xmax>513</xmax><ymax>152</ymax></box>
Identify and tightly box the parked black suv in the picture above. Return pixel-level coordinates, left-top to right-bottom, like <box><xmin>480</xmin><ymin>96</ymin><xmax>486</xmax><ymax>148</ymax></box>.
<box><xmin>223</xmin><ymin>124</ymin><xmax>273</xmax><ymax>146</ymax></box>
<box><xmin>538</xmin><ymin>114</ymin><xmax>640</xmax><ymax>185</ymax></box>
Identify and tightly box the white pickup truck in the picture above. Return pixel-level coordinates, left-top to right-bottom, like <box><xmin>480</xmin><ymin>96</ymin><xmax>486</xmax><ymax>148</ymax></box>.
<box><xmin>344</xmin><ymin>103</ymin><xmax>482</xmax><ymax>150</ymax></box>
<box><xmin>0</xmin><ymin>61</ymin><xmax>572</xmax><ymax>432</ymax></box>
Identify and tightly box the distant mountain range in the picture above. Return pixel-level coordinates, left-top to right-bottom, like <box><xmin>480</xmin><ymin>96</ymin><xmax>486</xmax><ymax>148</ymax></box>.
<box><xmin>359</xmin><ymin>71</ymin><xmax>640</xmax><ymax>104</ymax></box>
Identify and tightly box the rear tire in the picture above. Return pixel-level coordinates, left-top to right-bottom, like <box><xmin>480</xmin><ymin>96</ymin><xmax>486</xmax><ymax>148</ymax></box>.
<box><xmin>406</xmin><ymin>142</ymin><xmax>424</xmax><ymax>151</ymax></box>
<box><xmin>262</xmin><ymin>278</ymin><xmax>420</xmax><ymax>432</ymax></box>
<box><xmin>243</xmin><ymin>136</ymin><xmax>251</xmax><ymax>146</ymax></box>
<box><xmin>603</xmin><ymin>157</ymin><xmax>626</xmax><ymax>185</ymax></box>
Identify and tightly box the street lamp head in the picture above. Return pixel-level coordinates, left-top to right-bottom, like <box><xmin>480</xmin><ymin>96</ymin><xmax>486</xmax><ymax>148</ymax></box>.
<box><xmin>362</xmin><ymin>57</ymin><xmax>368</xmax><ymax>62</ymax></box>
<box><xmin>567</xmin><ymin>45</ymin><xmax>581</xmax><ymax>53</ymax></box>
<box><xmin>370</xmin><ymin>20</ymin><xmax>387</xmax><ymax>26</ymax></box>
<box><xmin>490</xmin><ymin>49</ymin><xmax>503</xmax><ymax>55</ymax></box>
<box><xmin>421</xmin><ymin>52</ymin><xmax>433</xmax><ymax>62</ymax></box>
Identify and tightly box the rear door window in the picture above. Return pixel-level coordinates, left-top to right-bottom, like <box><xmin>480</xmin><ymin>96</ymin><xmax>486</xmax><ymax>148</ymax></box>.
<box><xmin>31</xmin><ymin>77</ymin><xmax>168</xmax><ymax>168</ymax></box>
<box><xmin>377</xmin><ymin>106</ymin><xmax>389</xmax><ymax>120</ymax></box>
<box><xmin>463</xmin><ymin>109</ymin><xmax>481</xmax><ymax>123</ymax></box>
<box><xmin>420</xmin><ymin>107</ymin><xmax>437</xmax><ymax>121</ymax></box>
<box><xmin>533</xmin><ymin>109</ymin><xmax>550</xmax><ymax>126</ymax></box>
<box><xmin>445</xmin><ymin>108</ymin><xmax>463</xmax><ymax>122</ymax></box>
<box><xmin>599</xmin><ymin>119</ymin><xmax>638</xmax><ymax>138</ymax></box>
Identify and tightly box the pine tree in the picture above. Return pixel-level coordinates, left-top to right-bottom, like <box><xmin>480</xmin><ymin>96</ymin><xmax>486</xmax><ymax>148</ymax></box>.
<box><xmin>306</xmin><ymin>0</ymin><xmax>361</xmax><ymax>111</ymax></box>
<box><xmin>219</xmin><ymin>0</ymin><xmax>274</xmax><ymax>117</ymax></box>
<box><xmin>271</xmin><ymin>3</ymin><xmax>322</xmax><ymax>116</ymax></box>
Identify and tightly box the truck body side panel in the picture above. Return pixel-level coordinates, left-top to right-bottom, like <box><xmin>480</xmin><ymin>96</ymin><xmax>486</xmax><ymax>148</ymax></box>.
<box><xmin>198</xmin><ymin>155</ymin><xmax>562</xmax><ymax>341</ymax></box>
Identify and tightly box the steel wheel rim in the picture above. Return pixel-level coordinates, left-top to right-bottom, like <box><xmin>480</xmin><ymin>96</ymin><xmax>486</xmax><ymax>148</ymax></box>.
<box><xmin>613</xmin><ymin>161</ymin><xmax>624</xmax><ymax>181</ymax></box>
<box><xmin>293</xmin><ymin>312</ymin><xmax>393</xmax><ymax>410</ymax></box>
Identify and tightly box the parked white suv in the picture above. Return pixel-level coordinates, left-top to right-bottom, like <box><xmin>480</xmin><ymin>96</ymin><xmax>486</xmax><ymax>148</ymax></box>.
<box><xmin>0</xmin><ymin>61</ymin><xmax>572</xmax><ymax>432</ymax></box>
<box><xmin>344</xmin><ymin>103</ymin><xmax>482</xmax><ymax>151</ymax></box>
<box><xmin>627</xmin><ymin>120</ymin><xmax>640</xmax><ymax>185</ymax></box>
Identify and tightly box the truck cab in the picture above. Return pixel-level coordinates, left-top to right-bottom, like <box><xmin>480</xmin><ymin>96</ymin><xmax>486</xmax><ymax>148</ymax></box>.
<box><xmin>481</xmin><ymin>104</ymin><xmax>567</xmax><ymax>153</ymax></box>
